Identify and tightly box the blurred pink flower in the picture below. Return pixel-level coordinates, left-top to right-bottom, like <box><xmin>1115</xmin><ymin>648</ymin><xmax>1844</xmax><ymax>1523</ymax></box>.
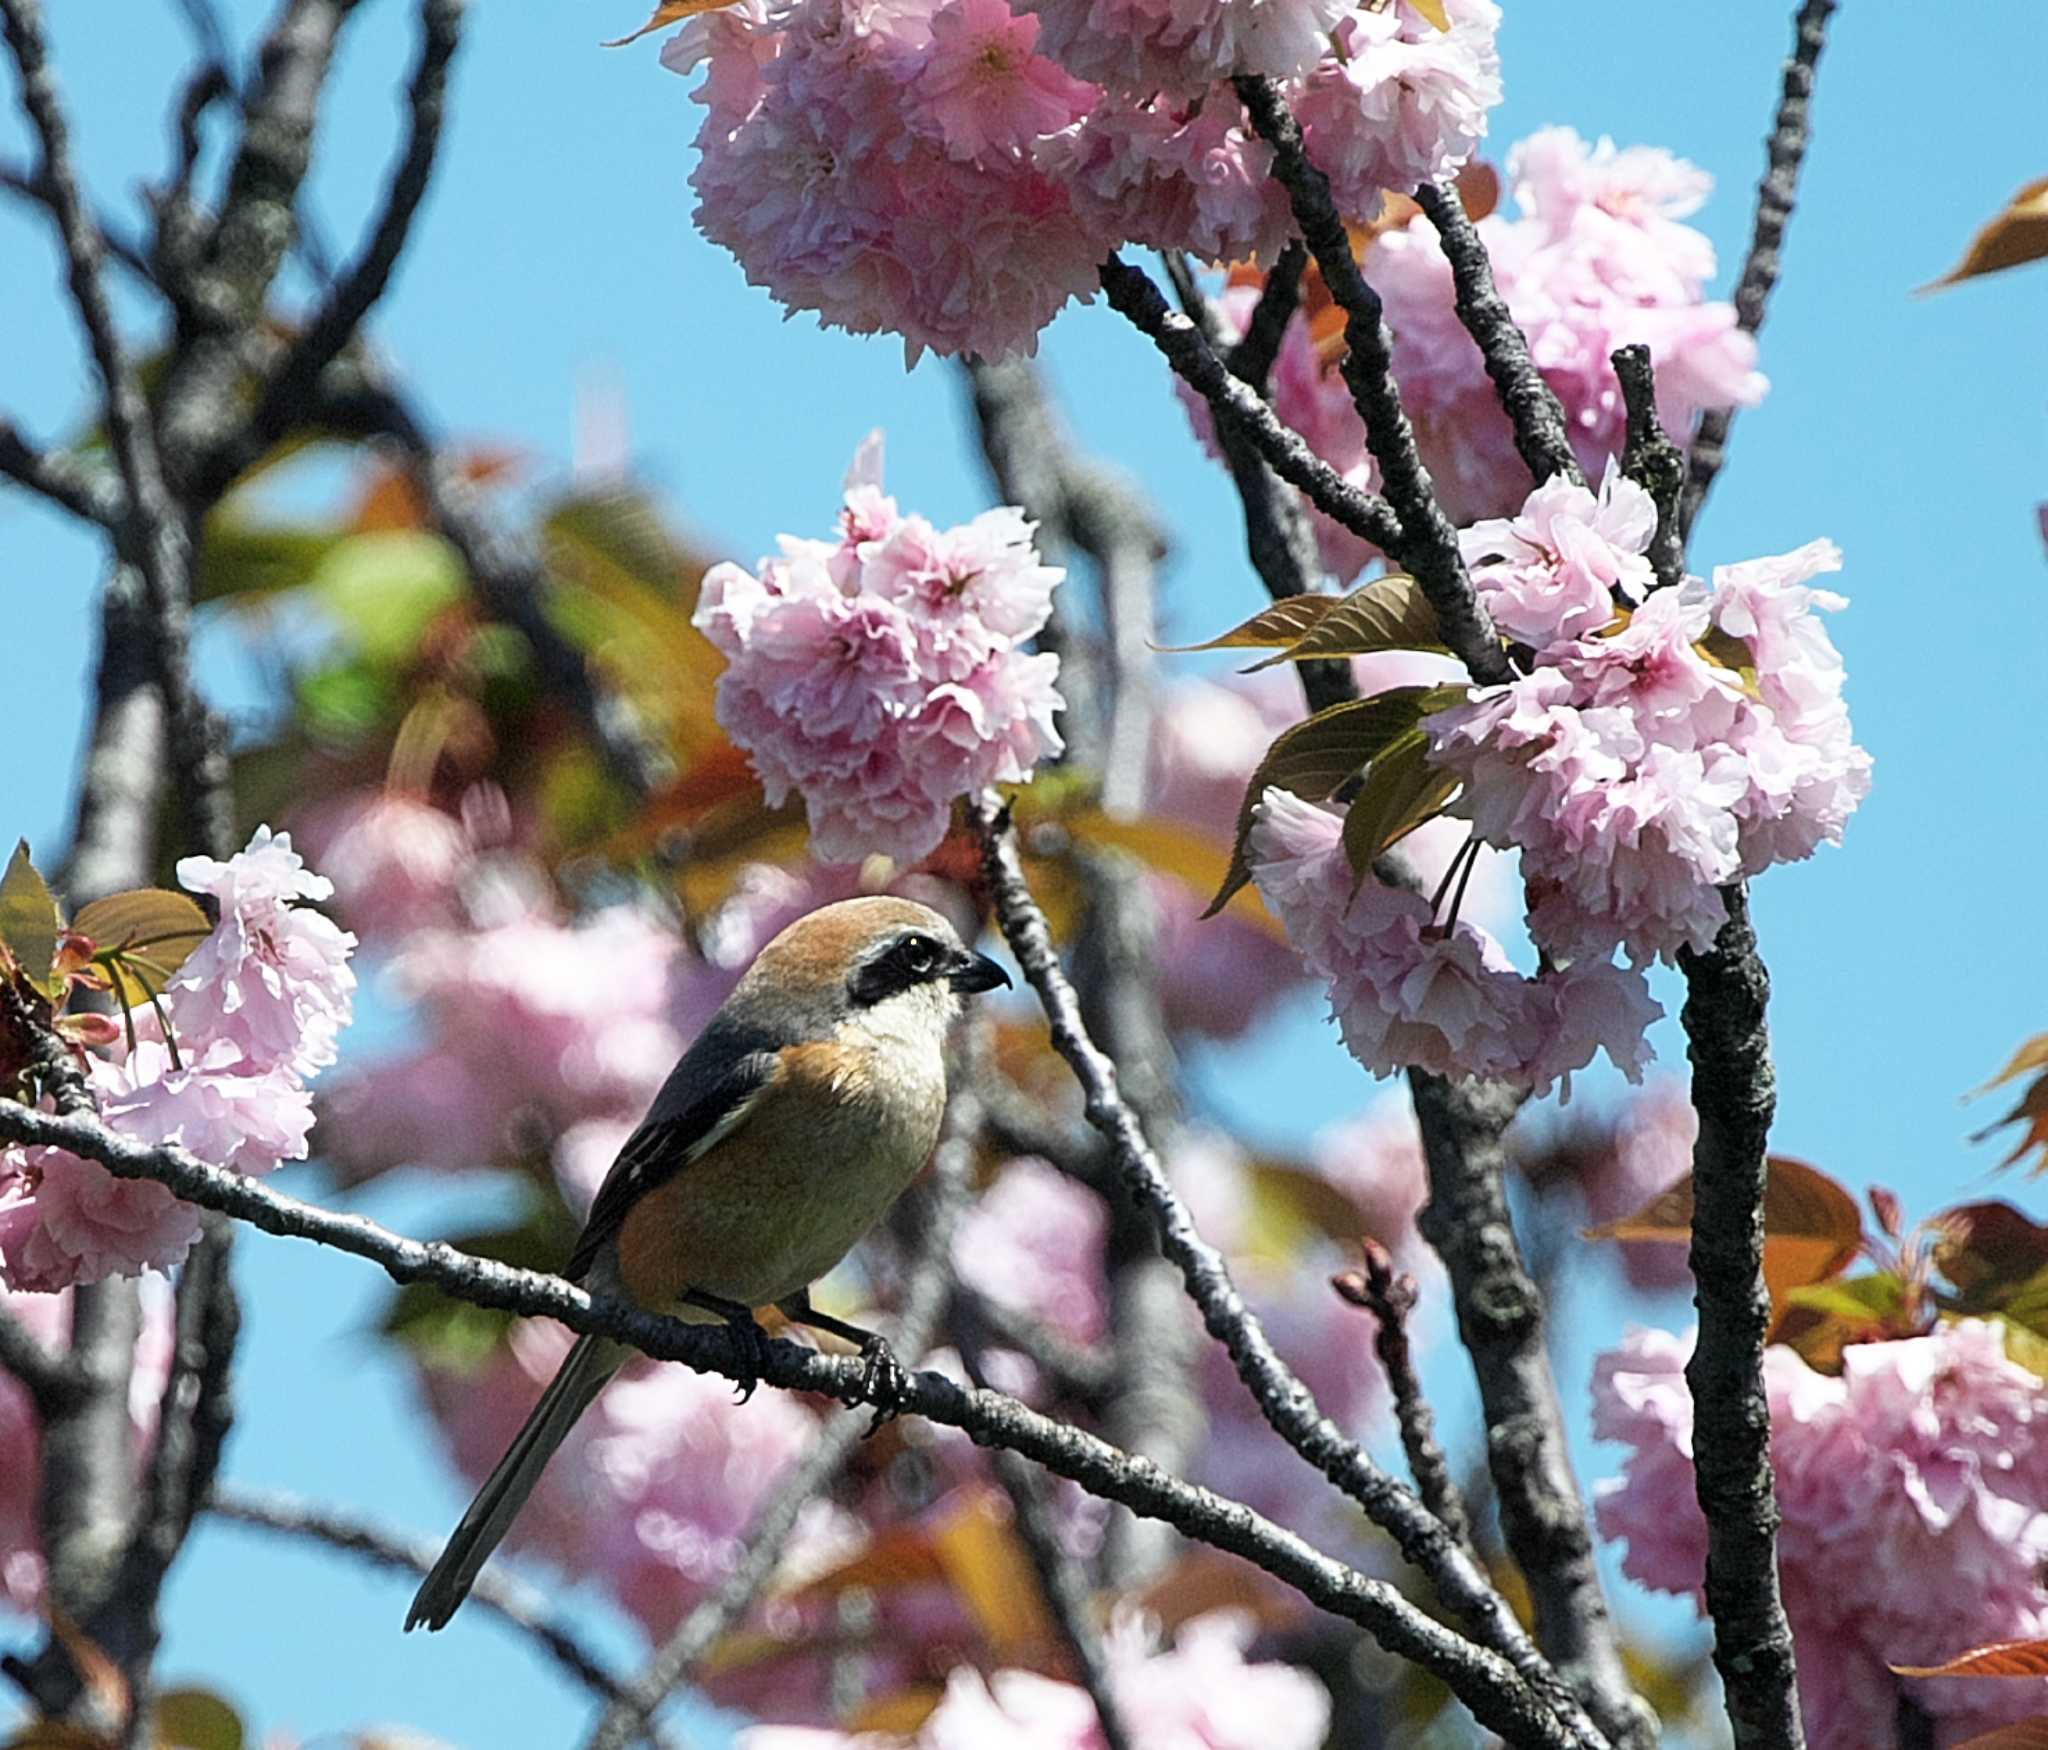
<box><xmin>1595</xmin><ymin>1320</ymin><xmax>2048</xmax><ymax>1750</ymax></box>
<box><xmin>1</xmin><ymin>1280</ymin><xmax>173</xmax><ymax>1613</ymax></box>
<box><xmin>289</xmin><ymin>791</ymin><xmax>470</xmax><ymax>939</ymax></box>
<box><xmin>698</xmin><ymin>437</ymin><xmax>1064</xmax><ymax>865</ymax></box>
<box><xmin>953</xmin><ymin>1156</ymin><xmax>1108</xmax><ymax>1346</ymax></box>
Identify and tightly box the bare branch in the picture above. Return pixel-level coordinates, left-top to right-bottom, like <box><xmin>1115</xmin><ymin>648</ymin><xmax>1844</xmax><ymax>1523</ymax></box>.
<box><xmin>1228</xmin><ymin>241</ymin><xmax>1307</xmax><ymax>391</ymax></box>
<box><xmin>0</xmin><ymin>418</ymin><xmax>121</xmax><ymax>526</ymax></box>
<box><xmin>1231</xmin><ymin>76</ymin><xmax>1512</xmax><ymax>688</ymax></box>
<box><xmin>0</xmin><ymin>1096</ymin><xmax>1577</xmax><ymax>1747</ymax></box>
<box><xmin>1677</xmin><ymin>886</ymin><xmax>1804</xmax><ymax>1750</ymax></box>
<box><xmin>1099</xmin><ymin>253</ymin><xmax>1407</xmax><ymax>557</ymax></box>
<box><xmin>0</xmin><ymin>1305</ymin><xmax>80</xmax><ymax>1418</ymax></box>
<box><xmin>244</xmin><ymin>0</ymin><xmax>464</xmax><ymax>452</ymax></box>
<box><xmin>1681</xmin><ymin>0</ymin><xmax>1836</xmax><ymax>540</ymax></box>
<box><xmin>1611</xmin><ymin>345</ymin><xmax>1686</xmax><ymax>593</ymax></box>
<box><xmin>965</xmin><ymin>792</ymin><xmax>1604</xmax><ymax>1750</ymax></box>
<box><xmin>1414</xmin><ymin>178</ymin><xmax>1585</xmax><ymax>492</ymax></box>
<box><xmin>210</xmin><ymin>1488</ymin><xmax>668</xmax><ymax>1739</ymax></box>
<box><xmin>1409</xmin><ymin>1073</ymin><xmax>1652</xmax><ymax>1750</ymax></box>
<box><xmin>1332</xmin><ymin>1240</ymin><xmax>1471</xmax><ymax>1556</ymax></box>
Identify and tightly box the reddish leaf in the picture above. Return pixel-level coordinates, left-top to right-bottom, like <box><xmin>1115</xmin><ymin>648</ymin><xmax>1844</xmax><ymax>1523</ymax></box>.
<box><xmin>1977</xmin><ymin>1075</ymin><xmax>2048</xmax><ymax>1175</ymax></box>
<box><xmin>1155</xmin><ymin>593</ymin><xmax>1338</xmax><ymax>655</ymax></box>
<box><xmin>1977</xmin><ymin>1033</ymin><xmax>2048</xmax><ymax>1094</ymax></box>
<box><xmin>1931</xmin><ymin>1201</ymin><xmax>2048</xmax><ymax>1298</ymax></box>
<box><xmin>602</xmin><ymin>0</ymin><xmax>742</xmax><ymax>46</ymax></box>
<box><xmin>1893</xmin><ymin>1639</ymin><xmax>2048</xmax><ymax>1679</ymax></box>
<box><xmin>1920</xmin><ymin>176</ymin><xmax>2048</xmax><ymax>292</ymax></box>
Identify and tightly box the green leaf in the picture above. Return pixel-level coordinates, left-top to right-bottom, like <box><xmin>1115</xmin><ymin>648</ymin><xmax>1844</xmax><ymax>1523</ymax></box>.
<box><xmin>195</xmin><ymin>514</ymin><xmax>347</xmax><ymax>604</ymax></box>
<box><xmin>0</xmin><ymin>842</ymin><xmax>61</xmax><ymax>996</ymax></box>
<box><xmin>155</xmin><ymin>1688</ymin><xmax>246</xmax><ymax>1750</ymax></box>
<box><xmin>313</xmin><ymin>530</ymin><xmax>467</xmax><ymax>663</ymax></box>
<box><xmin>1339</xmin><ymin>731</ymin><xmax>1458</xmax><ymax>883</ymax></box>
<box><xmin>1247</xmin><ymin>574</ymin><xmax>1446</xmax><ymax>669</ymax></box>
<box><xmin>71</xmin><ymin>890</ymin><xmax>212</xmax><ymax>1010</ymax></box>
<box><xmin>1205</xmin><ymin>688</ymin><xmax>1440</xmax><ymax>917</ymax></box>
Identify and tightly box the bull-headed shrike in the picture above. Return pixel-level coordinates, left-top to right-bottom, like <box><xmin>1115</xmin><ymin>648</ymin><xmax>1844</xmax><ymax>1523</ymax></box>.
<box><xmin>406</xmin><ymin>895</ymin><xmax>1010</xmax><ymax>1631</ymax></box>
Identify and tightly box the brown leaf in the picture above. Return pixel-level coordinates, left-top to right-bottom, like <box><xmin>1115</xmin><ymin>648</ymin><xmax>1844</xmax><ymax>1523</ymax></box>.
<box><xmin>1587</xmin><ymin>1154</ymin><xmax>1865</xmax><ymax>1317</ymax></box>
<box><xmin>602</xmin><ymin>0</ymin><xmax>741</xmax><ymax>47</ymax></box>
<box><xmin>1456</xmin><ymin>158</ymin><xmax>1501</xmax><ymax>224</ymax></box>
<box><xmin>1977</xmin><ymin>1033</ymin><xmax>2048</xmax><ymax>1095</ymax></box>
<box><xmin>1155</xmin><ymin>592</ymin><xmax>1338</xmax><ymax>655</ymax></box>
<box><xmin>0</xmin><ymin>842</ymin><xmax>61</xmax><ymax>998</ymax></box>
<box><xmin>1206</xmin><ymin>688</ymin><xmax>1438</xmax><ymax>916</ymax></box>
<box><xmin>70</xmin><ymin>889</ymin><xmax>213</xmax><ymax>1012</ymax></box>
<box><xmin>1977</xmin><ymin>1075</ymin><xmax>2048</xmax><ymax>1175</ymax></box>
<box><xmin>1893</xmin><ymin>1638</ymin><xmax>2048</xmax><ymax>1679</ymax></box>
<box><xmin>928</xmin><ymin>1488</ymin><xmax>1052</xmax><ymax>1657</ymax></box>
<box><xmin>1920</xmin><ymin>176</ymin><xmax>2048</xmax><ymax>292</ymax></box>
<box><xmin>1246</xmin><ymin>573</ymin><xmax>1445</xmax><ymax>668</ymax></box>
<box><xmin>843</xmin><ymin>1688</ymin><xmax>947</xmax><ymax>1736</ymax></box>
<box><xmin>1058</xmin><ymin>809</ymin><xmax>1281</xmax><ymax>932</ymax></box>
<box><xmin>1931</xmin><ymin>1201</ymin><xmax>2048</xmax><ymax>1299</ymax></box>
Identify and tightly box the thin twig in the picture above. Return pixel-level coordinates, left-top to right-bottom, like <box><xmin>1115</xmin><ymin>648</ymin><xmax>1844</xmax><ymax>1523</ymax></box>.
<box><xmin>1414</xmin><ymin>179</ymin><xmax>1584</xmax><ymax>492</ymax></box>
<box><xmin>1681</xmin><ymin>0</ymin><xmax>1836</xmax><ymax>540</ymax></box>
<box><xmin>1099</xmin><ymin>253</ymin><xmax>1406</xmax><ymax>557</ymax></box>
<box><xmin>950</xmin><ymin>1285</ymin><xmax>1116</xmax><ymax>1403</ymax></box>
<box><xmin>0</xmin><ymin>159</ymin><xmax>155</xmax><ymax>283</ymax></box>
<box><xmin>1611</xmin><ymin>345</ymin><xmax>1686</xmax><ymax>594</ymax></box>
<box><xmin>0</xmin><ymin>1096</ymin><xmax>1576</xmax><ymax>1748</ymax></box>
<box><xmin>965</xmin><ymin>792</ymin><xmax>1603</xmax><ymax>1750</ymax></box>
<box><xmin>1228</xmin><ymin>241</ymin><xmax>1307</xmax><ymax>392</ymax></box>
<box><xmin>0</xmin><ymin>419</ymin><xmax>121</xmax><ymax>525</ymax></box>
<box><xmin>582</xmin><ymin>1102</ymin><xmax>978</xmax><ymax>1750</ymax></box>
<box><xmin>1332</xmin><ymin>1241</ymin><xmax>1471</xmax><ymax>1555</ymax></box>
<box><xmin>1676</xmin><ymin>887</ymin><xmax>1803</xmax><ymax>1750</ymax></box>
<box><xmin>1410</xmin><ymin>1073</ymin><xmax>1652</xmax><ymax>1750</ymax></box>
<box><xmin>209</xmin><ymin>1488</ymin><xmax>667</xmax><ymax>1739</ymax></box>
<box><xmin>1231</xmin><ymin>76</ymin><xmax>1511</xmax><ymax>688</ymax></box>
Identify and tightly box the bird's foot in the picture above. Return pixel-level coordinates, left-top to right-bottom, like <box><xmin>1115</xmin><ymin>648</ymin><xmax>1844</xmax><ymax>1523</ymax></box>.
<box><xmin>725</xmin><ymin>1312</ymin><xmax>772</xmax><ymax>1404</ymax></box>
<box><xmin>857</xmin><ymin>1334</ymin><xmax>910</xmax><ymax>1436</ymax></box>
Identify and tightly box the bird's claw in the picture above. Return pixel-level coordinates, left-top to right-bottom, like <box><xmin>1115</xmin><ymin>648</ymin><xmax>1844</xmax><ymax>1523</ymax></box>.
<box><xmin>857</xmin><ymin>1335</ymin><xmax>909</xmax><ymax>1436</ymax></box>
<box><xmin>726</xmin><ymin>1313</ymin><xmax>771</xmax><ymax>1404</ymax></box>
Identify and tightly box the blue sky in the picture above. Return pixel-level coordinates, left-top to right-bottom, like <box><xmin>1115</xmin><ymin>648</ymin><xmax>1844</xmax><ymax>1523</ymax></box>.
<box><xmin>4</xmin><ymin>1</ymin><xmax>2047</xmax><ymax>1744</ymax></box>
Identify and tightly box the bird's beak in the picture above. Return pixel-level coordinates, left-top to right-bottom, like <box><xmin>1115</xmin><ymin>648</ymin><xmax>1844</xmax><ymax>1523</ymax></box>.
<box><xmin>948</xmin><ymin>950</ymin><xmax>1012</xmax><ymax>995</ymax></box>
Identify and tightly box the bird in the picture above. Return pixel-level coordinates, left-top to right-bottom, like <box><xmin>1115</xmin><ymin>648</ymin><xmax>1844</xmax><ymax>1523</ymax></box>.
<box><xmin>404</xmin><ymin>894</ymin><xmax>1011</xmax><ymax>1632</ymax></box>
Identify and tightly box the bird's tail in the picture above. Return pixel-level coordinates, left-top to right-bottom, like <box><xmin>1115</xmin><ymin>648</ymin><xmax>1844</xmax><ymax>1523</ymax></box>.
<box><xmin>406</xmin><ymin>1332</ymin><xmax>619</xmax><ymax>1631</ymax></box>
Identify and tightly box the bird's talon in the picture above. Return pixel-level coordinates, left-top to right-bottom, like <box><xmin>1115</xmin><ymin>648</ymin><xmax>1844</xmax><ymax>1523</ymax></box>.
<box><xmin>857</xmin><ymin>1336</ymin><xmax>909</xmax><ymax>1435</ymax></box>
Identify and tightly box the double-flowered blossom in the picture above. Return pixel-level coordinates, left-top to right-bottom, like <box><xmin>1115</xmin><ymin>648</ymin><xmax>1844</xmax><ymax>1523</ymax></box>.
<box><xmin>1188</xmin><ymin>127</ymin><xmax>1763</xmax><ymax>576</ymax></box>
<box><xmin>696</xmin><ymin>435</ymin><xmax>1065</xmax><ymax>867</ymax></box>
<box><xmin>1247</xmin><ymin>786</ymin><xmax>1657</xmax><ymax>1092</ymax></box>
<box><xmin>1595</xmin><ymin>1321</ymin><xmax>2048</xmax><ymax>1750</ymax></box>
<box><xmin>1424</xmin><ymin>472</ymin><xmax>1871</xmax><ymax>965</ymax></box>
<box><xmin>673</xmin><ymin>0</ymin><xmax>1499</xmax><ymax>359</ymax></box>
<box><xmin>0</xmin><ymin>829</ymin><xmax>354</xmax><ymax>1292</ymax></box>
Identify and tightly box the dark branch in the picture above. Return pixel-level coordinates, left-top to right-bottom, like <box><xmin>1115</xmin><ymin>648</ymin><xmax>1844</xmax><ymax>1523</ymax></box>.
<box><xmin>965</xmin><ymin>792</ymin><xmax>1603</xmax><ymax>1750</ymax></box>
<box><xmin>1677</xmin><ymin>887</ymin><xmax>1804</xmax><ymax>1750</ymax></box>
<box><xmin>1410</xmin><ymin>1073</ymin><xmax>1651</xmax><ymax>1750</ymax></box>
<box><xmin>1414</xmin><ymin>178</ymin><xmax>1584</xmax><ymax>492</ymax></box>
<box><xmin>1228</xmin><ymin>241</ymin><xmax>1307</xmax><ymax>392</ymax></box>
<box><xmin>209</xmin><ymin>1489</ymin><xmax>668</xmax><ymax>1740</ymax></box>
<box><xmin>1232</xmin><ymin>76</ymin><xmax>1511</xmax><ymax>689</ymax></box>
<box><xmin>1611</xmin><ymin>345</ymin><xmax>1686</xmax><ymax>594</ymax></box>
<box><xmin>0</xmin><ymin>1305</ymin><xmax>80</xmax><ymax>1417</ymax></box>
<box><xmin>1332</xmin><ymin>1240</ymin><xmax>1471</xmax><ymax>1555</ymax></box>
<box><xmin>0</xmin><ymin>1097</ymin><xmax>1574</xmax><ymax>1747</ymax></box>
<box><xmin>0</xmin><ymin>419</ymin><xmax>121</xmax><ymax>525</ymax></box>
<box><xmin>1681</xmin><ymin>0</ymin><xmax>1836</xmax><ymax>540</ymax></box>
<box><xmin>1099</xmin><ymin>253</ymin><xmax>1406</xmax><ymax>557</ymax></box>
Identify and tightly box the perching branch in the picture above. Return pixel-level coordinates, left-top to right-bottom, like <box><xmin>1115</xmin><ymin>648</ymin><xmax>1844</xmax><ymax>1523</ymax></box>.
<box><xmin>1332</xmin><ymin>1241</ymin><xmax>1471</xmax><ymax>1556</ymax></box>
<box><xmin>582</xmin><ymin>1098</ymin><xmax>978</xmax><ymax>1750</ymax></box>
<box><xmin>1231</xmin><ymin>76</ymin><xmax>1512</xmax><ymax>689</ymax></box>
<box><xmin>964</xmin><ymin>792</ymin><xmax>1604</xmax><ymax>1750</ymax></box>
<box><xmin>1409</xmin><ymin>1073</ymin><xmax>1652</xmax><ymax>1750</ymax></box>
<box><xmin>1611</xmin><ymin>345</ymin><xmax>1686</xmax><ymax>594</ymax></box>
<box><xmin>1099</xmin><ymin>253</ymin><xmax>1407</xmax><ymax>558</ymax></box>
<box><xmin>1676</xmin><ymin>887</ymin><xmax>1804</xmax><ymax>1750</ymax></box>
<box><xmin>1681</xmin><ymin>0</ymin><xmax>1836</xmax><ymax>540</ymax></box>
<box><xmin>209</xmin><ymin>1488</ymin><xmax>669</xmax><ymax>1742</ymax></box>
<box><xmin>1414</xmin><ymin>178</ymin><xmax>1585</xmax><ymax>492</ymax></box>
<box><xmin>0</xmin><ymin>1097</ymin><xmax>1576</xmax><ymax>1749</ymax></box>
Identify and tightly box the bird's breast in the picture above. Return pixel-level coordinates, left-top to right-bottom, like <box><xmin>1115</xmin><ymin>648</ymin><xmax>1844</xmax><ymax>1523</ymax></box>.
<box><xmin>614</xmin><ymin>1039</ymin><xmax>945</xmax><ymax>1312</ymax></box>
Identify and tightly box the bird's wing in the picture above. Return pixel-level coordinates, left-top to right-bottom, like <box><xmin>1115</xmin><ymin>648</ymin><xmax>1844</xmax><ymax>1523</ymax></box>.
<box><xmin>565</xmin><ymin>1032</ymin><xmax>780</xmax><ymax>1283</ymax></box>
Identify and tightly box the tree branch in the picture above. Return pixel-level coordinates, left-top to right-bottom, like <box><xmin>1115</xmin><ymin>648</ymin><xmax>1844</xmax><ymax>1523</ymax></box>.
<box><xmin>0</xmin><ymin>419</ymin><xmax>121</xmax><ymax>526</ymax></box>
<box><xmin>1414</xmin><ymin>178</ymin><xmax>1585</xmax><ymax>492</ymax></box>
<box><xmin>1231</xmin><ymin>76</ymin><xmax>1512</xmax><ymax>688</ymax></box>
<box><xmin>1681</xmin><ymin>0</ymin><xmax>1835</xmax><ymax>541</ymax></box>
<box><xmin>1677</xmin><ymin>886</ymin><xmax>1803</xmax><ymax>1750</ymax></box>
<box><xmin>1611</xmin><ymin>345</ymin><xmax>1686</xmax><ymax>594</ymax></box>
<box><xmin>0</xmin><ymin>1096</ymin><xmax>1575</xmax><ymax>1748</ymax></box>
<box><xmin>0</xmin><ymin>1305</ymin><xmax>80</xmax><ymax>1418</ymax></box>
<box><xmin>1099</xmin><ymin>253</ymin><xmax>1407</xmax><ymax>558</ymax></box>
<box><xmin>1409</xmin><ymin>1073</ymin><xmax>1651</xmax><ymax>1750</ymax></box>
<box><xmin>965</xmin><ymin>792</ymin><xmax>1603</xmax><ymax>1750</ymax></box>
<box><xmin>209</xmin><ymin>1488</ymin><xmax>669</xmax><ymax>1741</ymax></box>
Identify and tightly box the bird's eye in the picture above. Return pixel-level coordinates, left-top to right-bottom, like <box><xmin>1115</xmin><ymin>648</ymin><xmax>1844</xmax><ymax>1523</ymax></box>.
<box><xmin>897</xmin><ymin>933</ymin><xmax>941</xmax><ymax>975</ymax></box>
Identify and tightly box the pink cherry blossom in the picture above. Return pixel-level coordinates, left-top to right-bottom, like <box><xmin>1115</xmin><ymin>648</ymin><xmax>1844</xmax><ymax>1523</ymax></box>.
<box><xmin>1022</xmin><ymin>0</ymin><xmax>1351</xmax><ymax>98</ymax></box>
<box><xmin>1460</xmin><ymin>462</ymin><xmax>1655</xmax><ymax>649</ymax></box>
<box><xmin>698</xmin><ymin>436</ymin><xmax>1065</xmax><ymax>866</ymax></box>
<box><xmin>1595</xmin><ymin>1320</ymin><xmax>2048</xmax><ymax>1750</ymax></box>
<box><xmin>910</xmin><ymin>0</ymin><xmax>1098</xmax><ymax>163</ymax></box>
<box><xmin>289</xmin><ymin>790</ymin><xmax>470</xmax><ymax>938</ymax></box>
<box><xmin>951</xmin><ymin>1156</ymin><xmax>1108</xmax><ymax>1347</ymax></box>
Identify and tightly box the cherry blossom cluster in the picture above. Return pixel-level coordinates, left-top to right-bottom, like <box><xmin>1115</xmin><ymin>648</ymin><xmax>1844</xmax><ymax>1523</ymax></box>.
<box><xmin>669</xmin><ymin>0</ymin><xmax>1499</xmax><ymax>360</ymax></box>
<box><xmin>695</xmin><ymin>435</ymin><xmax>1065</xmax><ymax>867</ymax></box>
<box><xmin>1425</xmin><ymin>470</ymin><xmax>1871</xmax><ymax>966</ymax></box>
<box><xmin>0</xmin><ymin>830</ymin><xmax>355</xmax><ymax>1292</ymax></box>
<box><xmin>1190</xmin><ymin>127</ymin><xmax>1766</xmax><ymax>579</ymax></box>
<box><xmin>1595</xmin><ymin>1321</ymin><xmax>2048</xmax><ymax>1750</ymax></box>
